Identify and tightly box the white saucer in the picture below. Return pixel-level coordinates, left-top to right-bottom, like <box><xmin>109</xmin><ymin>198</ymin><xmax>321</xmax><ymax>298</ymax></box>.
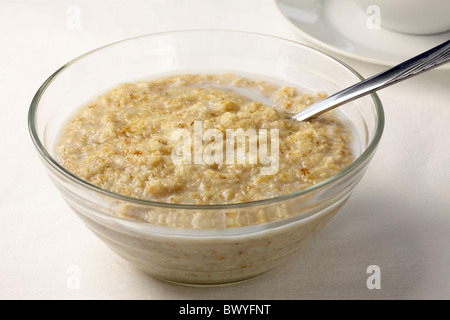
<box><xmin>275</xmin><ymin>0</ymin><xmax>450</xmax><ymax>69</ymax></box>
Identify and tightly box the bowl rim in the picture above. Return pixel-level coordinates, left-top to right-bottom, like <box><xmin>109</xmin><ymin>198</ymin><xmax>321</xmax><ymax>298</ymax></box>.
<box><xmin>28</xmin><ymin>29</ymin><xmax>385</xmax><ymax>211</ymax></box>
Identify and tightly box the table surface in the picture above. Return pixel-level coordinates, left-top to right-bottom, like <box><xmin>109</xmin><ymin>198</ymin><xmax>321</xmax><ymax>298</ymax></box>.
<box><xmin>1</xmin><ymin>0</ymin><xmax>449</xmax><ymax>300</ymax></box>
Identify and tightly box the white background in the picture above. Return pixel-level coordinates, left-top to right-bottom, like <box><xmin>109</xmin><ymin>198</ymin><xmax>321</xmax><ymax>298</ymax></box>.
<box><xmin>1</xmin><ymin>0</ymin><xmax>449</xmax><ymax>300</ymax></box>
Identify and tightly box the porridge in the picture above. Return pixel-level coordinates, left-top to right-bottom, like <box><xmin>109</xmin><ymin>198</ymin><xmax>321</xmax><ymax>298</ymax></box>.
<box><xmin>56</xmin><ymin>73</ymin><xmax>354</xmax><ymax>207</ymax></box>
<box><xmin>55</xmin><ymin>73</ymin><xmax>356</xmax><ymax>284</ymax></box>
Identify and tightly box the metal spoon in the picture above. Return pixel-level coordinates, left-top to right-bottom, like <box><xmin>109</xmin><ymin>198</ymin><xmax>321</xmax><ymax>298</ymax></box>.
<box><xmin>292</xmin><ymin>40</ymin><xmax>450</xmax><ymax>122</ymax></box>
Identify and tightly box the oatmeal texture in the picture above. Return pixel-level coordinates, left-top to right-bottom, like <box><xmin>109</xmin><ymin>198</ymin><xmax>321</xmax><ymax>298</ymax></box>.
<box><xmin>56</xmin><ymin>73</ymin><xmax>356</xmax><ymax>284</ymax></box>
<box><xmin>57</xmin><ymin>73</ymin><xmax>353</xmax><ymax>207</ymax></box>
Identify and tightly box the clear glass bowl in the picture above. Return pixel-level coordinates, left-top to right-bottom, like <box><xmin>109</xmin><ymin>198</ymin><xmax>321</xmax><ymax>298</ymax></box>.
<box><xmin>28</xmin><ymin>30</ymin><xmax>384</xmax><ymax>286</ymax></box>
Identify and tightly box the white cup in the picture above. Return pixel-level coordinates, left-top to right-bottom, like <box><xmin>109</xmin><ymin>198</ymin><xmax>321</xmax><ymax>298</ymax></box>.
<box><xmin>355</xmin><ymin>0</ymin><xmax>450</xmax><ymax>35</ymax></box>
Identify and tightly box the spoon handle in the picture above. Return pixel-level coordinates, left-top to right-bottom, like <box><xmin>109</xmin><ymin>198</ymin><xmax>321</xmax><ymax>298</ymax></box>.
<box><xmin>293</xmin><ymin>40</ymin><xmax>450</xmax><ymax>122</ymax></box>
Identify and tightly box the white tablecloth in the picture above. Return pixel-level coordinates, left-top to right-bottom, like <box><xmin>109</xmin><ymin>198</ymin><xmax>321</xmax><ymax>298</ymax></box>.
<box><xmin>1</xmin><ymin>0</ymin><xmax>449</xmax><ymax>300</ymax></box>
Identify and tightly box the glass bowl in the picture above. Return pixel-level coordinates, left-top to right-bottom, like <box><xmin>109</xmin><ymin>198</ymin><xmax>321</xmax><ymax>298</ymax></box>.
<box><xmin>28</xmin><ymin>30</ymin><xmax>384</xmax><ymax>286</ymax></box>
